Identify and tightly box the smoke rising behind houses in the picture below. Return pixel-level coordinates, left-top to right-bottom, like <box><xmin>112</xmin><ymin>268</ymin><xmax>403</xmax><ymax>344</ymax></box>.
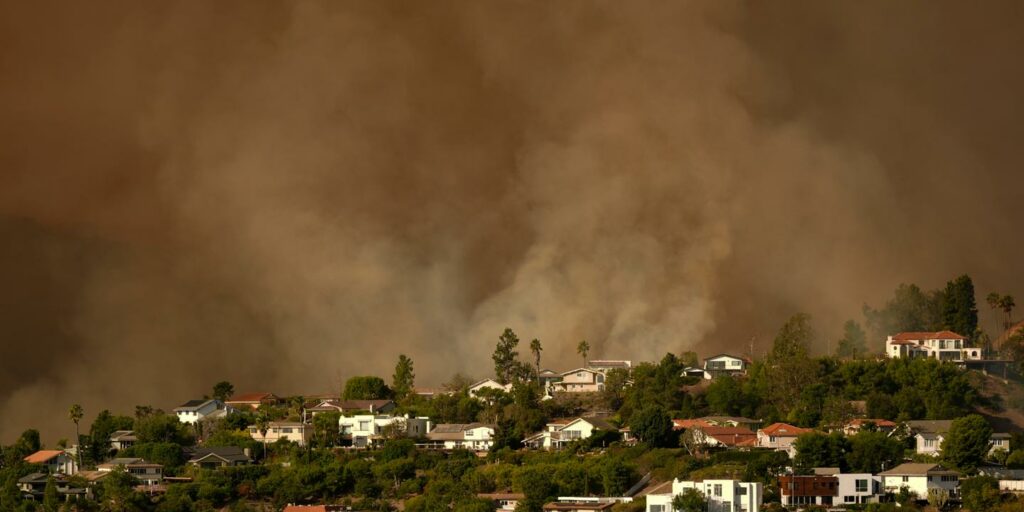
<box><xmin>2</xmin><ymin>1</ymin><xmax>1023</xmax><ymax>440</ymax></box>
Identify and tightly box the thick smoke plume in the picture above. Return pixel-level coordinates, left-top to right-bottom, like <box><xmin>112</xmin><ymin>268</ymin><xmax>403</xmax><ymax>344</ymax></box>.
<box><xmin>2</xmin><ymin>1</ymin><xmax>1023</xmax><ymax>440</ymax></box>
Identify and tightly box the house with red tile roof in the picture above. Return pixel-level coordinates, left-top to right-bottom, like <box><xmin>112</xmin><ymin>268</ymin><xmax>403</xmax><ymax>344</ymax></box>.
<box><xmin>24</xmin><ymin>450</ymin><xmax>77</xmax><ymax>475</ymax></box>
<box><xmin>757</xmin><ymin>423</ymin><xmax>814</xmax><ymax>456</ymax></box>
<box><xmin>691</xmin><ymin>426</ymin><xmax>758</xmax><ymax>448</ymax></box>
<box><xmin>841</xmin><ymin>418</ymin><xmax>898</xmax><ymax>435</ymax></box>
<box><xmin>885</xmin><ymin>331</ymin><xmax>981</xmax><ymax>362</ymax></box>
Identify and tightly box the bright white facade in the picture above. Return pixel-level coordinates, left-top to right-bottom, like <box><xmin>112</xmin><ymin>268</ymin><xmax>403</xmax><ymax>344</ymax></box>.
<box><xmin>885</xmin><ymin>331</ymin><xmax>981</xmax><ymax>362</ymax></box>
<box><xmin>523</xmin><ymin>417</ymin><xmax>616</xmax><ymax>449</ymax></box>
<box><xmin>647</xmin><ymin>479</ymin><xmax>762</xmax><ymax>512</ymax></box>
<box><xmin>468</xmin><ymin>379</ymin><xmax>513</xmax><ymax>398</ymax></box>
<box><xmin>339</xmin><ymin>414</ymin><xmax>431</xmax><ymax>447</ymax></box>
<box><xmin>552</xmin><ymin>368</ymin><xmax>606</xmax><ymax>393</ymax></box>
<box><xmin>425</xmin><ymin>423</ymin><xmax>496</xmax><ymax>450</ymax></box>
<box><xmin>173</xmin><ymin>399</ymin><xmax>227</xmax><ymax>424</ymax></box>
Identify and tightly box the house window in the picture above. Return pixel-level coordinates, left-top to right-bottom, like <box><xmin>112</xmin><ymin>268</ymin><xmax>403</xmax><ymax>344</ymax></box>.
<box><xmin>358</xmin><ymin>421</ymin><xmax>370</xmax><ymax>430</ymax></box>
<box><xmin>856</xmin><ymin>480</ymin><xmax>868</xmax><ymax>493</ymax></box>
<box><xmin>577</xmin><ymin>372</ymin><xmax>583</xmax><ymax>378</ymax></box>
<box><xmin>281</xmin><ymin>428</ymin><xmax>293</xmax><ymax>433</ymax></box>
<box><xmin>737</xmin><ymin>487</ymin><xmax>747</xmax><ymax>495</ymax></box>
<box><xmin>845</xmin><ymin>497</ymin><xmax>855</xmax><ymax>503</ymax></box>
<box><xmin>902</xmin><ymin>477</ymin><xmax>908</xmax><ymax>483</ymax></box>
<box><xmin>714</xmin><ymin>484</ymin><xmax>722</xmax><ymax>497</ymax></box>
<box><xmin>466</xmin><ymin>430</ymin><xmax>474</xmax><ymax>437</ymax></box>
<box><xmin>650</xmin><ymin>506</ymin><xmax>664</xmax><ymax>512</ymax></box>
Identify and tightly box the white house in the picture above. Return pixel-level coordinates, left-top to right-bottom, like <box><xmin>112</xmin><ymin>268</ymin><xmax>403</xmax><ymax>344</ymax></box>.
<box><xmin>879</xmin><ymin>463</ymin><xmax>960</xmax><ymax>499</ymax></box>
<box><xmin>174</xmin><ymin>399</ymin><xmax>232</xmax><ymax>424</ymax></box>
<box><xmin>338</xmin><ymin>414</ymin><xmax>431</xmax><ymax>447</ymax></box>
<box><xmin>523</xmin><ymin>417</ymin><xmax>618</xmax><ymax>450</ymax></box>
<box><xmin>477</xmin><ymin>493</ymin><xmax>525</xmax><ymax>512</ymax></box>
<box><xmin>757</xmin><ymin>423</ymin><xmax>813</xmax><ymax>457</ymax></box>
<box><xmin>248</xmin><ymin>421</ymin><xmax>311</xmax><ymax>446</ymax></box>
<box><xmin>647</xmin><ymin>479</ymin><xmax>762</xmax><ymax>512</ymax></box>
<box><xmin>109</xmin><ymin>430</ymin><xmax>137</xmax><ymax>451</ymax></box>
<box><xmin>885</xmin><ymin>331</ymin><xmax>982</xmax><ymax>362</ymax></box>
<box><xmin>425</xmin><ymin>423</ymin><xmax>496</xmax><ymax>450</ymax></box>
<box><xmin>24</xmin><ymin>450</ymin><xmax>78</xmax><ymax>475</ymax></box>
<box><xmin>468</xmin><ymin>379</ymin><xmax>513</xmax><ymax>398</ymax></box>
<box><xmin>97</xmin><ymin>458</ymin><xmax>163</xmax><ymax>485</ymax></box>
<box><xmin>551</xmin><ymin>368</ymin><xmax>606</xmax><ymax>393</ymax></box>
<box><xmin>702</xmin><ymin>354</ymin><xmax>748</xmax><ymax>379</ymax></box>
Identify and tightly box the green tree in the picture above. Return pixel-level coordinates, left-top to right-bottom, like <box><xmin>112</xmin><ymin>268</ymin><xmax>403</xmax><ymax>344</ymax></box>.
<box><xmin>999</xmin><ymin>295</ymin><xmax>1016</xmax><ymax>331</ymax></box>
<box><xmin>0</xmin><ymin>476</ymin><xmax>20</xmax><ymax>511</ymax></box>
<box><xmin>765</xmin><ymin>314</ymin><xmax>818</xmax><ymax>416</ymax></box>
<box><xmin>863</xmin><ymin>283</ymin><xmax>944</xmax><ymax>338</ymax></box>
<box><xmin>212</xmin><ymin>381</ymin><xmax>234</xmax><ymax>402</ymax></box>
<box><xmin>343</xmin><ymin>376</ymin><xmax>392</xmax><ymax>400</ymax></box>
<box><xmin>577</xmin><ymin>340</ymin><xmax>590</xmax><ymax>367</ymax></box>
<box><xmin>672</xmin><ymin>488</ymin><xmax>707</xmax><ymax>512</ymax></box>
<box><xmin>492</xmin><ymin>328</ymin><xmax>521</xmax><ymax>385</ymax></box>
<box><xmin>793</xmin><ymin>432</ymin><xmax>849</xmax><ymax>472</ymax></box>
<box><xmin>960</xmin><ymin>476</ymin><xmax>1000</xmax><ymax>512</ymax></box>
<box><xmin>629</xmin><ymin>406</ymin><xmax>674</xmax><ymax>448</ymax></box>
<box><xmin>942</xmin><ymin>274</ymin><xmax>979</xmax><ymax>339</ymax></box>
<box><xmin>941</xmin><ymin>414</ymin><xmax>992</xmax><ymax>473</ymax></box>
<box><xmin>836</xmin><ymin>320</ymin><xmax>867</xmax><ymax>359</ymax></box>
<box><xmin>69</xmin><ymin>403</ymin><xmax>84</xmax><ymax>467</ymax></box>
<box><xmin>392</xmin><ymin>355</ymin><xmax>415</xmax><ymax>401</ymax></box>
<box><xmin>705</xmin><ymin>377</ymin><xmax>748</xmax><ymax>416</ymax></box>
<box><xmin>846</xmin><ymin>430</ymin><xmax>904</xmax><ymax>473</ymax></box>
<box><xmin>43</xmin><ymin>476</ymin><xmax>58</xmax><ymax>512</ymax></box>
<box><xmin>254</xmin><ymin>413</ymin><xmax>270</xmax><ymax>460</ymax></box>
<box><xmin>135</xmin><ymin>412</ymin><xmax>193</xmax><ymax>445</ymax></box>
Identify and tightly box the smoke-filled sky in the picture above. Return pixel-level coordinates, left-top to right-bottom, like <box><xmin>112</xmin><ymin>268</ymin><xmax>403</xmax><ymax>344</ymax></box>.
<box><xmin>2</xmin><ymin>1</ymin><xmax>1023</xmax><ymax>442</ymax></box>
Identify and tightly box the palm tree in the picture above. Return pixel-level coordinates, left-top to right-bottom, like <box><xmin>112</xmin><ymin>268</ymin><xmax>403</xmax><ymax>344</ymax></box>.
<box><xmin>1000</xmin><ymin>295</ymin><xmax>1016</xmax><ymax>331</ymax></box>
<box><xmin>530</xmin><ymin>339</ymin><xmax>543</xmax><ymax>385</ymax></box>
<box><xmin>68</xmin><ymin>404</ymin><xmax>83</xmax><ymax>468</ymax></box>
<box><xmin>255</xmin><ymin>414</ymin><xmax>270</xmax><ymax>460</ymax></box>
<box><xmin>988</xmin><ymin>292</ymin><xmax>1003</xmax><ymax>335</ymax></box>
<box><xmin>576</xmin><ymin>340</ymin><xmax>590</xmax><ymax>367</ymax></box>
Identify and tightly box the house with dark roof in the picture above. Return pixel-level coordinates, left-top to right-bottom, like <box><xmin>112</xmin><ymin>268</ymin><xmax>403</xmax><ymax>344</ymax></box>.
<box><xmin>425</xmin><ymin>423</ymin><xmax>496</xmax><ymax>451</ymax></box>
<box><xmin>109</xmin><ymin>430</ymin><xmax>138</xmax><ymax>451</ymax></box>
<box><xmin>186</xmin><ymin>446</ymin><xmax>252</xmax><ymax>468</ymax></box>
<box><xmin>905</xmin><ymin>419</ymin><xmax>1009</xmax><ymax>456</ymax></box>
<box><xmin>23</xmin><ymin>450</ymin><xmax>77</xmax><ymax>475</ymax></box>
<box><xmin>174</xmin><ymin>399</ymin><xmax>234</xmax><ymax>424</ymax></box>
<box><xmin>97</xmin><ymin>458</ymin><xmax>163</xmax><ymax>485</ymax></box>
<box><xmin>523</xmin><ymin>417</ymin><xmax>619</xmax><ymax>450</ymax></box>
<box><xmin>691</xmin><ymin>425</ymin><xmax>758</xmax><ymax>448</ymax></box>
<box><xmin>702</xmin><ymin>354</ymin><xmax>749</xmax><ymax>379</ymax></box>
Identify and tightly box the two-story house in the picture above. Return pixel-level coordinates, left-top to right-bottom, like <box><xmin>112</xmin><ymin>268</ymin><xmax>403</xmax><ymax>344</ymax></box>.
<box><xmin>905</xmin><ymin>420</ymin><xmax>1008</xmax><ymax>457</ymax></box>
<box><xmin>702</xmin><ymin>354</ymin><xmax>749</xmax><ymax>379</ymax></box>
<box><xmin>24</xmin><ymin>450</ymin><xmax>78</xmax><ymax>475</ymax></box>
<box><xmin>757</xmin><ymin>423</ymin><xmax>813</xmax><ymax>457</ymax></box>
<box><xmin>885</xmin><ymin>331</ymin><xmax>982</xmax><ymax>362</ymax></box>
<box><xmin>690</xmin><ymin>426</ymin><xmax>758</xmax><ymax>449</ymax></box>
<box><xmin>186</xmin><ymin>447</ymin><xmax>252</xmax><ymax>468</ymax></box>
<box><xmin>808</xmin><ymin>468</ymin><xmax>882</xmax><ymax>506</ymax></box>
<box><xmin>97</xmin><ymin>458</ymin><xmax>163</xmax><ymax>485</ymax></box>
<box><xmin>468</xmin><ymin>379</ymin><xmax>513</xmax><ymax>399</ymax></box>
<box><xmin>109</xmin><ymin>430</ymin><xmax>137</xmax><ymax>452</ymax></box>
<box><xmin>879</xmin><ymin>463</ymin><xmax>960</xmax><ymax>499</ymax></box>
<box><xmin>338</xmin><ymin>414</ymin><xmax>431</xmax><ymax>447</ymax></box>
<box><xmin>248</xmin><ymin>421</ymin><xmax>311</xmax><ymax>446</ymax></box>
<box><xmin>425</xmin><ymin>423</ymin><xmax>496</xmax><ymax>450</ymax></box>
<box><xmin>552</xmin><ymin>368</ymin><xmax>606</xmax><ymax>393</ymax></box>
<box><xmin>646</xmin><ymin>479</ymin><xmax>763</xmax><ymax>512</ymax></box>
<box><xmin>523</xmin><ymin>417</ymin><xmax>618</xmax><ymax>449</ymax></box>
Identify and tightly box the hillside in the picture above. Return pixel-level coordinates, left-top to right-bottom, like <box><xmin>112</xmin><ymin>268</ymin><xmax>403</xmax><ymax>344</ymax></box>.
<box><xmin>970</xmin><ymin>370</ymin><xmax>1024</xmax><ymax>432</ymax></box>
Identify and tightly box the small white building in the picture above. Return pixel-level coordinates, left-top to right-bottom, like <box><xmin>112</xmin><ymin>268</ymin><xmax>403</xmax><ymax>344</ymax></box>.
<box><xmin>174</xmin><ymin>399</ymin><xmax>232</xmax><ymax>424</ymax></box>
<box><xmin>468</xmin><ymin>379</ymin><xmax>513</xmax><ymax>398</ymax></box>
<box><xmin>425</xmin><ymin>423</ymin><xmax>495</xmax><ymax>450</ymax></box>
<box><xmin>815</xmin><ymin>468</ymin><xmax>883</xmax><ymax>505</ymax></box>
<box><xmin>879</xmin><ymin>463</ymin><xmax>959</xmax><ymax>499</ymax></box>
<box><xmin>702</xmin><ymin>354</ymin><xmax>748</xmax><ymax>379</ymax></box>
<box><xmin>757</xmin><ymin>423</ymin><xmax>813</xmax><ymax>457</ymax></box>
<box><xmin>647</xmin><ymin>479</ymin><xmax>762</xmax><ymax>512</ymax></box>
<box><xmin>523</xmin><ymin>417</ymin><xmax>618</xmax><ymax>449</ymax></box>
<box><xmin>338</xmin><ymin>414</ymin><xmax>431</xmax><ymax>447</ymax></box>
<box><xmin>885</xmin><ymin>331</ymin><xmax>982</xmax><ymax>362</ymax></box>
<box><xmin>23</xmin><ymin>450</ymin><xmax>78</xmax><ymax>475</ymax></box>
<box><xmin>248</xmin><ymin>421</ymin><xmax>311</xmax><ymax>446</ymax></box>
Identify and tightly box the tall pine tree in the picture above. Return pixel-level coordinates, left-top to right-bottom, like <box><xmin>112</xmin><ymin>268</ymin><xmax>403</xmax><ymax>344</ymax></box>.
<box><xmin>943</xmin><ymin>275</ymin><xmax>979</xmax><ymax>338</ymax></box>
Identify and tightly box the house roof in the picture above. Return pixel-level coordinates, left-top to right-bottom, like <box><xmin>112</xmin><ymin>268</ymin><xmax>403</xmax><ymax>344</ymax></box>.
<box><xmin>76</xmin><ymin>471</ymin><xmax>110</xmax><ymax>482</ymax></box>
<box><xmin>879</xmin><ymin>463</ymin><xmax>959</xmax><ymax>476</ymax></box>
<box><xmin>187</xmin><ymin>447</ymin><xmax>250</xmax><ymax>463</ymax></box>
<box><xmin>110</xmin><ymin>430</ymin><xmax>137</xmax><ymax>441</ymax></box>
<box><xmin>175</xmin><ymin>399</ymin><xmax>215</xmax><ymax>410</ymax></box>
<box><xmin>892</xmin><ymin>331</ymin><xmax>967</xmax><ymax>341</ymax></box>
<box><xmin>587</xmin><ymin>360</ymin><xmax>632</xmax><ymax>368</ymax></box>
<box><xmin>759</xmin><ymin>423</ymin><xmax>813</xmax><ymax>437</ymax></box>
<box><xmin>18</xmin><ymin>472</ymin><xmax>59</xmax><ymax>484</ymax></box>
<box><xmin>24</xmin><ymin>450</ymin><xmax>66</xmax><ymax>464</ymax></box>
<box><xmin>813</xmin><ymin>468</ymin><xmax>841</xmax><ymax>476</ymax></box>
<box><xmin>336</xmin><ymin>399</ymin><xmax>395</xmax><ymax>410</ymax></box>
<box><xmin>846</xmin><ymin>419</ymin><xmax>897</xmax><ymax>428</ymax></box>
<box><xmin>704</xmin><ymin>353</ymin><xmax>747</xmax><ymax>362</ymax></box>
<box><xmin>905</xmin><ymin>420</ymin><xmax>954</xmax><ymax>434</ymax></box>
<box><xmin>226</xmin><ymin>392</ymin><xmax>277</xmax><ymax>402</ymax></box>
<box><xmin>673</xmin><ymin>419</ymin><xmax>712</xmax><ymax>430</ymax></box>
<box><xmin>559</xmin><ymin>367</ymin><xmax>603</xmax><ymax>377</ymax></box>
<box><xmin>543</xmin><ymin>502</ymin><xmax>616</xmax><ymax>512</ymax></box>
<box><xmin>701</xmin><ymin>416</ymin><xmax>760</xmax><ymax>425</ymax></box>
<box><xmin>573</xmin><ymin>417</ymin><xmax>617</xmax><ymax>431</ymax></box>
<box><xmin>698</xmin><ymin>425</ymin><xmax>758</xmax><ymax>446</ymax></box>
